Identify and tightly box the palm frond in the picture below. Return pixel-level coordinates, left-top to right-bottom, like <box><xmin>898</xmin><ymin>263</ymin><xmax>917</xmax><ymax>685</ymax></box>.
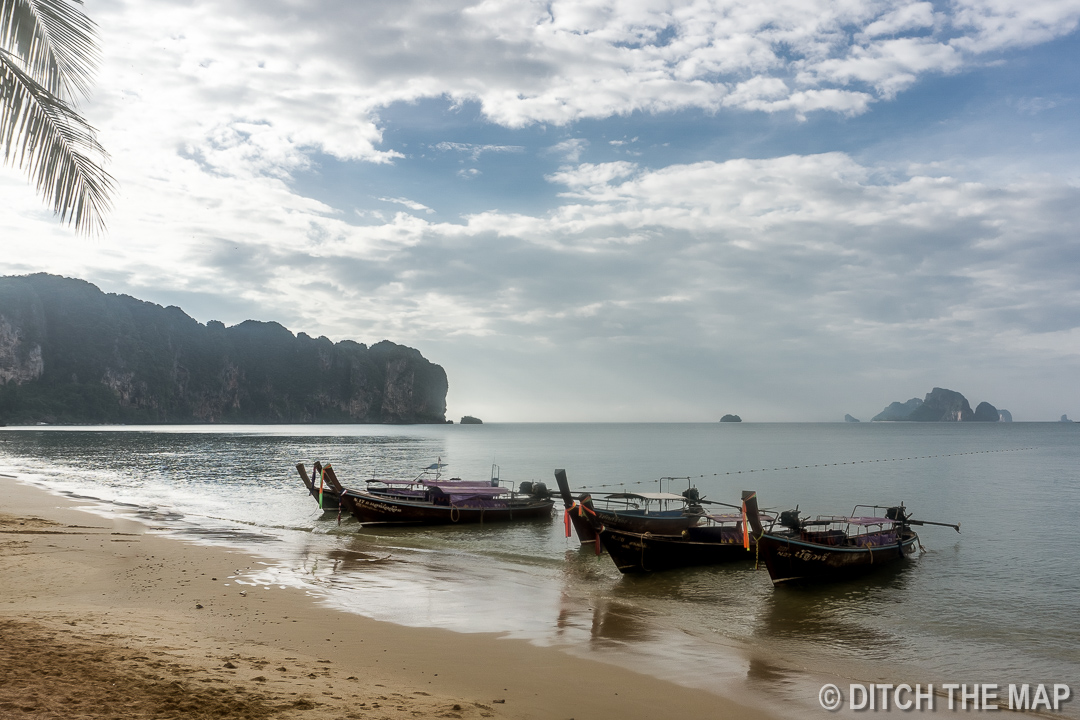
<box><xmin>0</xmin><ymin>0</ymin><xmax>98</xmax><ymax>101</ymax></box>
<box><xmin>1</xmin><ymin>49</ymin><xmax>114</xmax><ymax>235</ymax></box>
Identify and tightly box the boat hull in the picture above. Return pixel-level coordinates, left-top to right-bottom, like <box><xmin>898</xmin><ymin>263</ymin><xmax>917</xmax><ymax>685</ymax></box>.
<box><xmin>565</xmin><ymin>507</ymin><xmax>699</xmax><ymax>544</ymax></box>
<box><xmin>598</xmin><ymin>526</ymin><xmax>751</xmax><ymax>573</ymax></box>
<box><xmin>597</xmin><ymin>508</ymin><xmax>699</xmax><ymax>535</ymax></box>
<box><xmin>757</xmin><ymin>530</ymin><xmax>919</xmax><ymax>585</ymax></box>
<box><xmin>342</xmin><ymin>489</ymin><xmax>554</xmax><ymax>525</ymax></box>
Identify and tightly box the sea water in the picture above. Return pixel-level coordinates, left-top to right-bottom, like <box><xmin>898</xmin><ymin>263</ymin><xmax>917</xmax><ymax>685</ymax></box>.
<box><xmin>1</xmin><ymin>422</ymin><xmax>1077</xmax><ymax>716</ymax></box>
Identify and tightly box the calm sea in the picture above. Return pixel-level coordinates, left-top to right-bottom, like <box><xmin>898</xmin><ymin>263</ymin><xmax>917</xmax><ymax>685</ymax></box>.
<box><xmin>1</xmin><ymin>422</ymin><xmax>1077</xmax><ymax>716</ymax></box>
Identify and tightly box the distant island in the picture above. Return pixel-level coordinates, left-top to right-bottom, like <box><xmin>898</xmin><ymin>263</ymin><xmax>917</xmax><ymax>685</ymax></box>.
<box><xmin>872</xmin><ymin>388</ymin><xmax>1010</xmax><ymax>422</ymax></box>
<box><xmin>719</xmin><ymin>414</ymin><xmax>742</xmax><ymax>422</ymax></box>
<box><xmin>844</xmin><ymin>414</ymin><xmax>860</xmax><ymax>423</ymax></box>
<box><xmin>460</xmin><ymin>415</ymin><xmax>483</xmax><ymax>424</ymax></box>
<box><xmin>0</xmin><ymin>274</ymin><xmax>448</xmax><ymax>425</ymax></box>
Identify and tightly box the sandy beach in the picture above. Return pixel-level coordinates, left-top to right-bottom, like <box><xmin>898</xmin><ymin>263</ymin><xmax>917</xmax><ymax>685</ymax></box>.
<box><xmin>0</xmin><ymin>475</ymin><xmax>774</xmax><ymax>720</ymax></box>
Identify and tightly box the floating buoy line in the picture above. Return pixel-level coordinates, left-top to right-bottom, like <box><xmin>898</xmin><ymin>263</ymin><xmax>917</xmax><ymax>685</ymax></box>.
<box><xmin>582</xmin><ymin>447</ymin><xmax>1038</xmax><ymax>491</ymax></box>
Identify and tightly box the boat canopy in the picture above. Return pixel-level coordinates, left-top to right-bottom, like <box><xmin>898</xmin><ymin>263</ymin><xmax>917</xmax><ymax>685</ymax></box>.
<box><xmin>705</xmin><ymin>512</ymin><xmax>773</xmax><ymax>523</ymax></box>
<box><xmin>374</xmin><ymin>478</ymin><xmax>493</xmax><ymax>488</ymax></box>
<box><xmin>424</xmin><ymin>481</ymin><xmax>497</xmax><ymax>491</ymax></box>
<box><xmin>814</xmin><ymin>515</ymin><xmax>898</xmax><ymax>526</ymax></box>
<box><xmin>603</xmin><ymin>492</ymin><xmax>688</xmax><ymax>502</ymax></box>
<box><xmin>427</xmin><ymin>484</ymin><xmax>507</xmax><ymax>497</ymax></box>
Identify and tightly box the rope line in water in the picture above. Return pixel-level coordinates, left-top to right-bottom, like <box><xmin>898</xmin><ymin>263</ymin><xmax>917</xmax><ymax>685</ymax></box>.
<box><xmin>583</xmin><ymin>447</ymin><xmax>1038</xmax><ymax>490</ymax></box>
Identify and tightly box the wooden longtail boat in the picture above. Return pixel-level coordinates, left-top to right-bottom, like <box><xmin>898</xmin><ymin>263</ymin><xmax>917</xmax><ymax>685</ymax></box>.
<box><xmin>741</xmin><ymin>490</ymin><xmax>960</xmax><ymax>585</ymax></box>
<box><xmin>593</xmin><ymin>515</ymin><xmax>764</xmax><ymax>573</ymax></box>
<box><xmin>553</xmin><ymin>469</ymin><xmax>706</xmax><ymax>545</ymax></box>
<box><xmin>300</xmin><ymin>461</ymin><xmax>555</xmax><ymax>526</ymax></box>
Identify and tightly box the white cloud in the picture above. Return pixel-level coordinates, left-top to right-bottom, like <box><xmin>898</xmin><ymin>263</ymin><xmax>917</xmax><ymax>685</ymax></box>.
<box><xmin>379</xmin><ymin>197</ymin><xmax>436</xmax><ymax>214</ymax></box>
<box><xmin>548</xmin><ymin>138</ymin><xmax>590</xmax><ymax>162</ymax></box>
<box><xmin>82</xmin><ymin>0</ymin><xmax>1080</xmax><ymax>189</ymax></box>
<box><xmin>860</xmin><ymin>3</ymin><xmax>937</xmax><ymax>40</ymax></box>
<box><xmin>433</xmin><ymin>142</ymin><xmax>525</xmax><ymax>160</ymax></box>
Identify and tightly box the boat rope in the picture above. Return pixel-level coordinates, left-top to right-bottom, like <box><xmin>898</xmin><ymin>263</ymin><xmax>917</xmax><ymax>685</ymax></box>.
<box><xmin>582</xmin><ymin>447</ymin><xmax>1038</xmax><ymax>490</ymax></box>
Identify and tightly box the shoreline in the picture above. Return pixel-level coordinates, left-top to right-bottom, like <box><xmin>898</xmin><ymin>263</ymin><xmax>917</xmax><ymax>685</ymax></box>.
<box><xmin>0</xmin><ymin>474</ymin><xmax>775</xmax><ymax>720</ymax></box>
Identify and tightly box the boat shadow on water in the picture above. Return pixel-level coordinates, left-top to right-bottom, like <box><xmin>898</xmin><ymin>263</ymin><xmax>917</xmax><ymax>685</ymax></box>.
<box><xmin>554</xmin><ymin>595</ymin><xmax>659</xmax><ymax>646</ymax></box>
<box><xmin>752</xmin><ymin>561</ymin><xmax>917</xmax><ymax>657</ymax></box>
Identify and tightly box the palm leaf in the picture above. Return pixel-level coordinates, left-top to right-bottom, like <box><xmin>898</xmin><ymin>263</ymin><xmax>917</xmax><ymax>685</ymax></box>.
<box><xmin>0</xmin><ymin>0</ymin><xmax>98</xmax><ymax>101</ymax></box>
<box><xmin>1</xmin><ymin>49</ymin><xmax>114</xmax><ymax>235</ymax></box>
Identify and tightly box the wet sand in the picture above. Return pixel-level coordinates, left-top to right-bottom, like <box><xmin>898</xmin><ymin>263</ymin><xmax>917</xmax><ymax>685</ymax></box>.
<box><xmin>0</xmin><ymin>475</ymin><xmax>774</xmax><ymax>720</ymax></box>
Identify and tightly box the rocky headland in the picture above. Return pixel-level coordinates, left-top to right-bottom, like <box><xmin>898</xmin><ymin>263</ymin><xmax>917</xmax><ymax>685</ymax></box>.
<box><xmin>0</xmin><ymin>274</ymin><xmax>447</xmax><ymax>424</ymax></box>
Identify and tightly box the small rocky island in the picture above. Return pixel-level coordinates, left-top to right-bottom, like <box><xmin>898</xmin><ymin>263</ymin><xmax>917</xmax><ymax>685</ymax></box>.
<box><xmin>872</xmin><ymin>388</ymin><xmax>1010</xmax><ymax>422</ymax></box>
<box><xmin>719</xmin><ymin>414</ymin><xmax>742</xmax><ymax>422</ymax></box>
<box><xmin>460</xmin><ymin>415</ymin><xmax>483</xmax><ymax>424</ymax></box>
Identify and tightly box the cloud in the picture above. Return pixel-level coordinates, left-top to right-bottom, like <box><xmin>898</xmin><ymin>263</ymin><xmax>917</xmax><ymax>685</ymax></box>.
<box><xmin>14</xmin><ymin>149</ymin><xmax>1076</xmax><ymax>351</ymax></box>
<box><xmin>548</xmin><ymin>138</ymin><xmax>589</xmax><ymax>162</ymax></box>
<box><xmin>433</xmin><ymin>142</ymin><xmax>525</xmax><ymax>160</ymax></box>
<box><xmin>83</xmin><ymin>0</ymin><xmax>1080</xmax><ymax>192</ymax></box>
<box><xmin>379</xmin><ymin>197</ymin><xmax>436</xmax><ymax>213</ymax></box>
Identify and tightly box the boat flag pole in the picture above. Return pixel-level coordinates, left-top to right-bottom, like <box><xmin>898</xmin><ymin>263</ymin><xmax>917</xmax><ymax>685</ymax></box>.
<box><xmin>318</xmin><ymin>465</ymin><xmax>325</xmax><ymax>510</ymax></box>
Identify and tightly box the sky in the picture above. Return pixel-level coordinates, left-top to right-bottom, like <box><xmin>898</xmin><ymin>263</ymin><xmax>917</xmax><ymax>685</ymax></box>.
<box><xmin>2</xmin><ymin>0</ymin><xmax>1080</xmax><ymax>422</ymax></box>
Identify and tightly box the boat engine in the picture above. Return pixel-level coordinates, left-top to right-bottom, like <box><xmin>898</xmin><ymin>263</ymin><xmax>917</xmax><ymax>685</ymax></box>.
<box><xmin>779</xmin><ymin>509</ymin><xmax>802</xmax><ymax>531</ymax></box>
<box><xmin>529</xmin><ymin>481</ymin><xmax>551</xmax><ymax>499</ymax></box>
<box><xmin>680</xmin><ymin>487</ymin><xmax>704</xmax><ymax>515</ymax></box>
<box><xmin>519</xmin><ymin>481</ymin><xmax>534</xmax><ymax>495</ymax></box>
<box><xmin>886</xmin><ymin>505</ymin><xmax>909</xmax><ymax>522</ymax></box>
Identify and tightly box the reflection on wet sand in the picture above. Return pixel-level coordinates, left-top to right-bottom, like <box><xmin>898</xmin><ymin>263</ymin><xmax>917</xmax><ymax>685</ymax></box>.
<box><xmin>588</xmin><ymin>600</ymin><xmax>656</xmax><ymax>646</ymax></box>
<box><xmin>324</xmin><ymin>547</ymin><xmax>395</xmax><ymax>572</ymax></box>
<box><xmin>745</xmin><ymin>657</ymin><xmax>798</xmax><ymax>690</ymax></box>
<box><xmin>294</xmin><ymin>541</ymin><xmax>398</xmax><ymax>581</ymax></box>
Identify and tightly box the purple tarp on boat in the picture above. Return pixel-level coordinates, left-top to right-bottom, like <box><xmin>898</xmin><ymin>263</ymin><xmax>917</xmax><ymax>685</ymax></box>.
<box><xmin>816</xmin><ymin>516</ymin><xmax>898</xmax><ymax>526</ymax></box>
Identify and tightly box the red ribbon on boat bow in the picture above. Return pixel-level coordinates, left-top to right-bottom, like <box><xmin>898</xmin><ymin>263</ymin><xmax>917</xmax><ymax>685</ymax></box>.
<box><xmin>741</xmin><ymin>500</ymin><xmax>750</xmax><ymax>550</ymax></box>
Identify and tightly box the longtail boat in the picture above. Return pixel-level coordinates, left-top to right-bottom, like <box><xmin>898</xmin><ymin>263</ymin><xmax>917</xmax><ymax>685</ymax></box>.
<box><xmin>300</xmin><ymin>461</ymin><xmax>554</xmax><ymax>526</ymax></box>
<box><xmin>554</xmin><ymin>469</ymin><xmax>707</xmax><ymax>545</ymax></box>
<box><xmin>592</xmin><ymin>513</ymin><xmax>769</xmax><ymax>573</ymax></box>
<box><xmin>741</xmin><ymin>490</ymin><xmax>960</xmax><ymax>585</ymax></box>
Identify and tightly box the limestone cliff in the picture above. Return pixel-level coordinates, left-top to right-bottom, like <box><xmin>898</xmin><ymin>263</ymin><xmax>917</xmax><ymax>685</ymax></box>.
<box><xmin>872</xmin><ymin>388</ymin><xmax>999</xmax><ymax>422</ymax></box>
<box><xmin>972</xmin><ymin>401</ymin><xmax>1000</xmax><ymax>422</ymax></box>
<box><xmin>0</xmin><ymin>274</ymin><xmax>447</xmax><ymax>424</ymax></box>
<box><xmin>907</xmin><ymin>388</ymin><xmax>974</xmax><ymax>421</ymax></box>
